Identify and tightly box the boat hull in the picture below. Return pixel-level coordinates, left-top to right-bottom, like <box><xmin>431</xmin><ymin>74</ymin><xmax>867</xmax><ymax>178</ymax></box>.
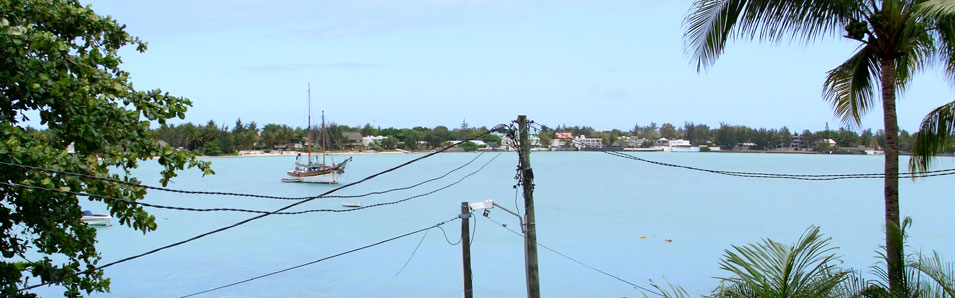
<box><xmin>282</xmin><ymin>157</ymin><xmax>351</xmax><ymax>184</ymax></box>
<box><xmin>283</xmin><ymin>171</ymin><xmax>341</xmax><ymax>184</ymax></box>
<box><xmin>82</xmin><ymin>215</ymin><xmax>111</xmax><ymax>226</ymax></box>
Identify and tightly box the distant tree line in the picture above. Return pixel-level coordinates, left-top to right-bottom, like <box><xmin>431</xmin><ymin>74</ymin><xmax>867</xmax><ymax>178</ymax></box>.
<box><xmin>147</xmin><ymin>119</ymin><xmax>503</xmax><ymax>155</ymax></box>
<box><xmin>30</xmin><ymin>118</ymin><xmax>949</xmax><ymax>156</ymax></box>
<box><xmin>539</xmin><ymin>121</ymin><xmax>954</xmax><ymax>153</ymax></box>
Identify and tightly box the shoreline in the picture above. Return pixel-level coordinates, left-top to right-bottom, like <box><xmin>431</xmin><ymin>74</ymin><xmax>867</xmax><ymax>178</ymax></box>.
<box><xmin>193</xmin><ymin>148</ymin><xmax>914</xmax><ymax>158</ymax></box>
<box><xmin>207</xmin><ymin>149</ymin><xmax>412</xmax><ymax>158</ymax></box>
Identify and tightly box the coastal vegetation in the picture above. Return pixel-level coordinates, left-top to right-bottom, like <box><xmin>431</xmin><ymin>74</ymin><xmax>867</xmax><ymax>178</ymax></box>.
<box><xmin>649</xmin><ymin>219</ymin><xmax>955</xmax><ymax>298</ymax></box>
<box><xmin>0</xmin><ymin>1</ymin><xmax>210</xmax><ymax>296</ymax></box>
<box><xmin>684</xmin><ymin>0</ymin><xmax>955</xmax><ymax>290</ymax></box>
<box><xmin>130</xmin><ymin>118</ymin><xmax>951</xmax><ymax>156</ymax></box>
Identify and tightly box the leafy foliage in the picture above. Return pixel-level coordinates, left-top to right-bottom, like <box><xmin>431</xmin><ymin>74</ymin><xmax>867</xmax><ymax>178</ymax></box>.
<box><xmin>834</xmin><ymin>217</ymin><xmax>955</xmax><ymax>298</ymax></box>
<box><xmin>0</xmin><ymin>1</ymin><xmax>211</xmax><ymax>296</ymax></box>
<box><xmin>683</xmin><ymin>0</ymin><xmax>955</xmax><ymax>290</ymax></box>
<box><xmin>460</xmin><ymin>141</ymin><xmax>478</xmax><ymax>152</ymax></box>
<box><xmin>712</xmin><ymin>227</ymin><xmax>849</xmax><ymax>298</ymax></box>
<box><xmin>911</xmin><ymin>100</ymin><xmax>955</xmax><ymax>172</ymax></box>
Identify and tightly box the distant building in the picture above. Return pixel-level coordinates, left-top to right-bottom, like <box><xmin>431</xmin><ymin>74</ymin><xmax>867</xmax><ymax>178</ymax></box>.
<box><xmin>467</xmin><ymin>140</ymin><xmax>487</xmax><ymax>147</ymax></box>
<box><xmin>792</xmin><ymin>134</ymin><xmax>804</xmax><ymax>150</ymax></box>
<box><xmin>574</xmin><ymin>135</ymin><xmax>603</xmax><ymax>149</ymax></box>
<box><xmin>667</xmin><ymin>139</ymin><xmax>700</xmax><ymax>152</ymax></box>
<box><xmin>669</xmin><ymin>139</ymin><xmax>691</xmax><ymax>147</ymax></box>
<box><xmin>551</xmin><ymin>132</ymin><xmax>574</xmax><ymax>148</ymax></box>
<box><xmin>655</xmin><ymin>138</ymin><xmax>669</xmax><ymax>146</ymax></box>
<box><xmin>342</xmin><ymin>132</ymin><xmax>363</xmax><ymax>149</ymax></box>
<box><xmin>613</xmin><ymin>136</ymin><xmax>645</xmax><ymax>148</ymax></box>
<box><xmin>362</xmin><ymin>136</ymin><xmax>386</xmax><ymax>147</ymax></box>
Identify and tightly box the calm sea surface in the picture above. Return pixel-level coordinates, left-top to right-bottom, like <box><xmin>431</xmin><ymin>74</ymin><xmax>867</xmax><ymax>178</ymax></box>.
<box><xmin>36</xmin><ymin>152</ymin><xmax>955</xmax><ymax>297</ymax></box>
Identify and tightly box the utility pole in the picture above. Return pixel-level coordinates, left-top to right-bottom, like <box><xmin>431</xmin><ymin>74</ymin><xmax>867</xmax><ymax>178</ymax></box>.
<box><xmin>517</xmin><ymin>115</ymin><xmax>540</xmax><ymax>298</ymax></box>
<box><xmin>460</xmin><ymin>202</ymin><xmax>473</xmax><ymax>298</ymax></box>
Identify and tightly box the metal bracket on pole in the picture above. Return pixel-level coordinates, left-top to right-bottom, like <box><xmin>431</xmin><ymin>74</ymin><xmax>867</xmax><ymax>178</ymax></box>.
<box><xmin>468</xmin><ymin>199</ymin><xmax>527</xmax><ymax>234</ymax></box>
<box><xmin>489</xmin><ymin>201</ymin><xmax>525</xmax><ymax>234</ymax></box>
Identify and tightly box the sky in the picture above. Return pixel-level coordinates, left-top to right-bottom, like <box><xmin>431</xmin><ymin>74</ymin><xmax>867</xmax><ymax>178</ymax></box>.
<box><xmin>75</xmin><ymin>0</ymin><xmax>955</xmax><ymax>133</ymax></box>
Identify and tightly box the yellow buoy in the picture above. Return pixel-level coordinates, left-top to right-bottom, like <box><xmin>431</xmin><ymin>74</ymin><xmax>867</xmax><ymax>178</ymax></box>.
<box><xmin>640</xmin><ymin>235</ymin><xmax>647</xmax><ymax>239</ymax></box>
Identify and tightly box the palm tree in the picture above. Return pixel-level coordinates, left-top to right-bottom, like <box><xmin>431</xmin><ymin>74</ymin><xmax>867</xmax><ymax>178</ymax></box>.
<box><xmin>684</xmin><ymin>0</ymin><xmax>955</xmax><ymax>290</ymax></box>
<box><xmin>711</xmin><ymin>227</ymin><xmax>848</xmax><ymax>297</ymax></box>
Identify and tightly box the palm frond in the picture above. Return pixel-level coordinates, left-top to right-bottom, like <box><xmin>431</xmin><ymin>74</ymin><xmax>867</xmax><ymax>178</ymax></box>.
<box><xmin>915</xmin><ymin>0</ymin><xmax>955</xmax><ymax>19</ymax></box>
<box><xmin>929</xmin><ymin>9</ymin><xmax>955</xmax><ymax>85</ymax></box>
<box><xmin>910</xmin><ymin>251</ymin><xmax>955</xmax><ymax>296</ymax></box>
<box><xmin>644</xmin><ymin>278</ymin><xmax>691</xmax><ymax>298</ymax></box>
<box><xmin>823</xmin><ymin>46</ymin><xmax>880</xmax><ymax>127</ymax></box>
<box><xmin>714</xmin><ymin>226</ymin><xmax>848</xmax><ymax>297</ymax></box>
<box><xmin>894</xmin><ymin>19</ymin><xmax>935</xmax><ymax>93</ymax></box>
<box><xmin>835</xmin><ymin>269</ymin><xmax>879</xmax><ymax>298</ymax></box>
<box><xmin>684</xmin><ymin>0</ymin><xmax>861</xmax><ymax>71</ymax></box>
<box><xmin>910</xmin><ymin>100</ymin><xmax>955</xmax><ymax>172</ymax></box>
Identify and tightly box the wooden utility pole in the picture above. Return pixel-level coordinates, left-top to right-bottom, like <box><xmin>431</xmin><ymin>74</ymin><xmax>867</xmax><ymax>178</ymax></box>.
<box><xmin>460</xmin><ymin>202</ymin><xmax>473</xmax><ymax>298</ymax></box>
<box><xmin>517</xmin><ymin>115</ymin><xmax>540</xmax><ymax>298</ymax></box>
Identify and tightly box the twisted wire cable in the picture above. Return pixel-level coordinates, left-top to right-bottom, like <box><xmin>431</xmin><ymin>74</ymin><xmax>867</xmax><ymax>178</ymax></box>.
<box><xmin>602</xmin><ymin>151</ymin><xmax>955</xmax><ymax>180</ymax></box>
<box><xmin>180</xmin><ymin>216</ymin><xmax>460</xmax><ymax>298</ymax></box>
<box><xmin>1</xmin><ymin>152</ymin><xmax>501</xmax><ymax>216</ymax></box>
<box><xmin>15</xmin><ymin>125</ymin><xmax>505</xmax><ymax>293</ymax></box>
<box><xmin>0</xmin><ymin>150</ymin><xmax>488</xmax><ymax>201</ymax></box>
<box><xmin>483</xmin><ymin>215</ymin><xmax>662</xmax><ymax>296</ymax></box>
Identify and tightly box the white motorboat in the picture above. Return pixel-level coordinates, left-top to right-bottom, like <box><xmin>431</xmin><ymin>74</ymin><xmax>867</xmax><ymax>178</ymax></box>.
<box><xmin>82</xmin><ymin>210</ymin><xmax>111</xmax><ymax>226</ymax></box>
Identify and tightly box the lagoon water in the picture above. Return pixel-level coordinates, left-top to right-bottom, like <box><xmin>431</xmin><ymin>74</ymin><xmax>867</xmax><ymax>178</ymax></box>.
<box><xmin>38</xmin><ymin>152</ymin><xmax>954</xmax><ymax>297</ymax></box>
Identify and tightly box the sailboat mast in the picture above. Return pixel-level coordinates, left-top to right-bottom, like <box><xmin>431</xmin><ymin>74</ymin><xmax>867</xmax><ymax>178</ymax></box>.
<box><xmin>307</xmin><ymin>84</ymin><xmax>312</xmax><ymax>165</ymax></box>
<box><xmin>321</xmin><ymin>111</ymin><xmax>327</xmax><ymax>166</ymax></box>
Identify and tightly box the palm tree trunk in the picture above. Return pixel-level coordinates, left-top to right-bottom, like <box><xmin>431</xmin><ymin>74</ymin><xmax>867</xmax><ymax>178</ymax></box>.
<box><xmin>880</xmin><ymin>58</ymin><xmax>903</xmax><ymax>291</ymax></box>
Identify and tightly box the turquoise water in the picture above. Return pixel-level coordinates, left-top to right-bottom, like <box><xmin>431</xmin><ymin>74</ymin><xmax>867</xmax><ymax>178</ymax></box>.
<box><xmin>37</xmin><ymin>152</ymin><xmax>955</xmax><ymax>297</ymax></box>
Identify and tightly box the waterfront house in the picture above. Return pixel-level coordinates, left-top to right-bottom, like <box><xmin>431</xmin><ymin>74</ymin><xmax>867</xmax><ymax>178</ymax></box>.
<box><xmin>668</xmin><ymin>139</ymin><xmax>699</xmax><ymax>152</ymax></box>
<box><xmin>342</xmin><ymin>132</ymin><xmax>363</xmax><ymax>150</ymax></box>
<box><xmin>655</xmin><ymin>138</ymin><xmax>669</xmax><ymax>147</ymax></box>
<box><xmin>553</xmin><ymin>132</ymin><xmax>575</xmax><ymax>148</ymax></box>
<box><xmin>574</xmin><ymin>135</ymin><xmax>603</xmax><ymax>149</ymax></box>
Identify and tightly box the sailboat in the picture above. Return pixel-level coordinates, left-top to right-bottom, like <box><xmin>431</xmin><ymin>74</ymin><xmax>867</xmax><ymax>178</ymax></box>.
<box><xmin>281</xmin><ymin>84</ymin><xmax>352</xmax><ymax>184</ymax></box>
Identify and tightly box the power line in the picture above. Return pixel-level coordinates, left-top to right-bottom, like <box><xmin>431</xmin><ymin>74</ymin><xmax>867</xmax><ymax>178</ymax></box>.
<box><xmin>602</xmin><ymin>151</ymin><xmax>955</xmax><ymax>180</ymax></box>
<box><xmin>180</xmin><ymin>216</ymin><xmax>460</xmax><ymax>298</ymax></box>
<box><xmin>0</xmin><ymin>152</ymin><xmax>502</xmax><ymax>216</ymax></box>
<box><xmin>0</xmin><ymin>150</ymin><xmax>490</xmax><ymax>201</ymax></box>
<box><xmin>437</xmin><ymin>222</ymin><xmax>463</xmax><ymax>246</ymax></box>
<box><xmin>314</xmin><ymin>151</ymin><xmax>490</xmax><ymax>199</ymax></box>
<box><xmin>483</xmin><ymin>215</ymin><xmax>663</xmax><ymax>296</ymax></box>
<box><xmin>15</xmin><ymin>125</ymin><xmax>505</xmax><ymax>293</ymax></box>
<box><xmin>394</xmin><ymin>228</ymin><xmax>431</xmax><ymax>277</ymax></box>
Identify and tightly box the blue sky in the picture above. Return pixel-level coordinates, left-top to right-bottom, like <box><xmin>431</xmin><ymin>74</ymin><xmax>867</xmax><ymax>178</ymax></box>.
<box><xmin>82</xmin><ymin>0</ymin><xmax>955</xmax><ymax>132</ymax></box>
